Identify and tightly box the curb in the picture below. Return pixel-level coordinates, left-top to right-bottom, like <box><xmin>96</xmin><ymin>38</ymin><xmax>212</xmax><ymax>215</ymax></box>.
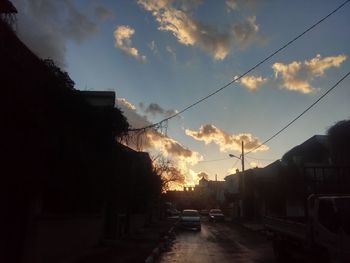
<box><xmin>144</xmin><ymin>221</ymin><xmax>178</xmax><ymax>263</ymax></box>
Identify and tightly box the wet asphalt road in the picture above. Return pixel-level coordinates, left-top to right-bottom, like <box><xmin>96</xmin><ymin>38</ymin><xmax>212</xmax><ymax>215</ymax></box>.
<box><xmin>159</xmin><ymin>219</ymin><xmax>276</xmax><ymax>263</ymax></box>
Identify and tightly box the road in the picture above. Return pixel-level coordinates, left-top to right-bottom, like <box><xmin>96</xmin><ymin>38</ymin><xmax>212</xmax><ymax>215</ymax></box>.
<box><xmin>159</xmin><ymin>220</ymin><xmax>276</xmax><ymax>263</ymax></box>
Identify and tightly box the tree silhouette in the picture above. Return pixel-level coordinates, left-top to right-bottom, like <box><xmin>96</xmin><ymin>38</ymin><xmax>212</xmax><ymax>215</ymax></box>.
<box><xmin>43</xmin><ymin>58</ymin><xmax>75</xmax><ymax>90</ymax></box>
<box><xmin>152</xmin><ymin>155</ymin><xmax>185</xmax><ymax>191</ymax></box>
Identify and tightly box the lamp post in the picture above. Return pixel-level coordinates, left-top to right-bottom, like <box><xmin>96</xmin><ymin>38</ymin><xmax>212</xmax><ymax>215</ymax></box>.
<box><xmin>229</xmin><ymin>141</ymin><xmax>245</xmax><ymax>218</ymax></box>
<box><xmin>228</xmin><ymin>141</ymin><xmax>245</xmax><ymax>173</ymax></box>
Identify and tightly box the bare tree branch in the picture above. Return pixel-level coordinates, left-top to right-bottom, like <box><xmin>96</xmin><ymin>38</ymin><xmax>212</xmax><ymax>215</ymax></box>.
<box><xmin>151</xmin><ymin>154</ymin><xmax>185</xmax><ymax>191</ymax></box>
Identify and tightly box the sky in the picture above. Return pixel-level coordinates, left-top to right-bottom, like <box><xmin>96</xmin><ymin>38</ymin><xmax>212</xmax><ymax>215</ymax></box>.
<box><xmin>13</xmin><ymin>0</ymin><xmax>350</xmax><ymax>187</ymax></box>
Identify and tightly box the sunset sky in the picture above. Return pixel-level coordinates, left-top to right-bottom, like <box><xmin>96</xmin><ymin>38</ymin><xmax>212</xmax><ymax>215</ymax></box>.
<box><xmin>14</xmin><ymin>0</ymin><xmax>350</xmax><ymax>186</ymax></box>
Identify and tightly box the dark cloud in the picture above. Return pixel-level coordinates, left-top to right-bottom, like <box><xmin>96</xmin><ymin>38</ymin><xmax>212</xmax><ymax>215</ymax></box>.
<box><xmin>13</xmin><ymin>0</ymin><xmax>97</xmax><ymax>67</ymax></box>
<box><xmin>140</xmin><ymin>103</ymin><xmax>177</xmax><ymax>117</ymax></box>
<box><xmin>164</xmin><ymin>139</ymin><xmax>193</xmax><ymax>158</ymax></box>
<box><xmin>95</xmin><ymin>5</ymin><xmax>114</xmax><ymax>20</ymax></box>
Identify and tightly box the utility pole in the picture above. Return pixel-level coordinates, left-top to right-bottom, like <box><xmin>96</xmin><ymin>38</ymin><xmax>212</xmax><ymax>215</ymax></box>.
<box><xmin>241</xmin><ymin>141</ymin><xmax>245</xmax><ymax>172</ymax></box>
<box><xmin>228</xmin><ymin>141</ymin><xmax>245</xmax><ymax>219</ymax></box>
<box><xmin>241</xmin><ymin>141</ymin><xmax>245</xmax><ymax>219</ymax></box>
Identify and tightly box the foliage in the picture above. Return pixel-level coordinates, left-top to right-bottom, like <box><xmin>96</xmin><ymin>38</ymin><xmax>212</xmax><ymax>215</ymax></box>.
<box><xmin>43</xmin><ymin>58</ymin><xmax>75</xmax><ymax>90</ymax></box>
<box><xmin>152</xmin><ymin>155</ymin><xmax>185</xmax><ymax>191</ymax></box>
<box><xmin>111</xmin><ymin>107</ymin><xmax>129</xmax><ymax>137</ymax></box>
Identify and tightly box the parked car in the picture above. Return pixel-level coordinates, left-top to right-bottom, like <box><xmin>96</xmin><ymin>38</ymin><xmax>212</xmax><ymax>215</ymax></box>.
<box><xmin>209</xmin><ymin>209</ymin><xmax>225</xmax><ymax>222</ymax></box>
<box><xmin>166</xmin><ymin>208</ymin><xmax>180</xmax><ymax>216</ymax></box>
<box><xmin>179</xmin><ymin>209</ymin><xmax>201</xmax><ymax>230</ymax></box>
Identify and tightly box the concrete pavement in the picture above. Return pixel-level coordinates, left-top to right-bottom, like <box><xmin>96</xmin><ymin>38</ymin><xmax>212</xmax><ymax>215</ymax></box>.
<box><xmin>159</xmin><ymin>220</ymin><xmax>275</xmax><ymax>263</ymax></box>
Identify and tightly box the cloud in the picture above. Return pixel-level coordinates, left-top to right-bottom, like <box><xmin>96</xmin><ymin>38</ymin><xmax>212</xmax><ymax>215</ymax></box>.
<box><xmin>116</xmin><ymin>98</ymin><xmax>203</xmax><ymax>186</ymax></box>
<box><xmin>140</xmin><ymin>102</ymin><xmax>177</xmax><ymax>117</ymax></box>
<box><xmin>305</xmin><ymin>54</ymin><xmax>347</xmax><ymax>75</ymax></box>
<box><xmin>233</xmin><ymin>16</ymin><xmax>259</xmax><ymax>48</ymax></box>
<box><xmin>250</xmin><ymin>162</ymin><xmax>258</xmax><ymax>168</ymax></box>
<box><xmin>137</xmin><ymin>0</ymin><xmax>260</xmax><ymax>60</ymax></box>
<box><xmin>272</xmin><ymin>54</ymin><xmax>347</xmax><ymax>94</ymax></box>
<box><xmin>239</xmin><ymin>75</ymin><xmax>268</xmax><ymax>92</ymax></box>
<box><xmin>147</xmin><ymin>131</ymin><xmax>203</xmax><ymax>186</ymax></box>
<box><xmin>226</xmin><ymin>0</ymin><xmax>257</xmax><ymax>12</ymax></box>
<box><xmin>166</xmin><ymin>45</ymin><xmax>177</xmax><ymax>61</ymax></box>
<box><xmin>116</xmin><ymin>98</ymin><xmax>150</xmax><ymax>130</ymax></box>
<box><xmin>185</xmin><ymin>124</ymin><xmax>268</xmax><ymax>153</ymax></box>
<box><xmin>13</xmin><ymin>0</ymin><xmax>97</xmax><ymax>67</ymax></box>
<box><xmin>227</xmin><ymin>166</ymin><xmax>239</xmax><ymax>175</ymax></box>
<box><xmin>226</xmin><ymin>0</ymin><xmax>238</xmax><ymax>11</ymax></box>
<box><xmin>114</xmin><ymin>25</ymin><xmax>147</xmax><ymax>63</ymax></box>
<box><xmin>197</xmin><ymin>171</ymin><xmax>209</xmax><ymax>180</ymax></box>
<box><xmin>118</xmin><ymin>98</ymin><xmax>136</xmax><ymax>110</ymax></box>
<box><xmin>148</xmin><ymin>40</ymin><xmax>160</xmax><ymax>57</ymax></box>
<box><xmin>95</xmin><ymin>5</ymin><xmax>114</xmax><ymax>20</ymax></box>
<box><xmin>146</xmin><ymin>131</ymin><xmax>201</xmax><ymax>163</ymax></box>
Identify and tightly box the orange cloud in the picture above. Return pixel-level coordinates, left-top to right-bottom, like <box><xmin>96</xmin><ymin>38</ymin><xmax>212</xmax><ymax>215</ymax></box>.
<box><xmin>116</xmin><ymin>98</ymin><xmax>203</xmax><ymax>186</ymax></box>
<box><xmin>239</xmin><ymin>75</ymin><xmax>268</xmax><ymax>92</ymax></box>
<box><xmin>137</xmin><ymin>0</ymin><xmax>260</xmax><ymax>60</ymax></box>
<box><xmin>272</xmin><ymin>54</ymin><xmax>347</xmax><ymax>94</ymax></box>
<box><xmin>186</xmin><ymin>124</ymin><xmax>268</xmax><ymax>153</ymax></box>
<box><xmin>114</xmin><ymin>25</ymin><xmax>147</xmax><ymax>63</ymax></box>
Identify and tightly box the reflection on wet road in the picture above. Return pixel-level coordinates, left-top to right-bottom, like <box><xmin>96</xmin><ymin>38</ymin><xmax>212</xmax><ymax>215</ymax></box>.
<box><xmin>159</xmin><ymin>220</ymin><xmax>275</xmax><ymax>263</ymax></box>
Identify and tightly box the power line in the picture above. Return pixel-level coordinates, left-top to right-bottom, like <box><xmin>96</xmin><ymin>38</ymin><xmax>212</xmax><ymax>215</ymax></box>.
<box><xmin>129</xmin><ymin>0</ymin><xmax>350</xmax><ymax>132</ymax></box>
<box><xmin>198</xmin><ymin>157</ymin><xmax>231</xmax><ymax>163</ymax></box>
<box><xmin>198</xmin><ymin>155</ymin><xmax>275</xmax><ymax>163</ymax></box>
<box><xmin>246</xmin><ymin>70</ymin><xmax>350</xmax><ymax>155</ymax></box>
<box><xmin>231</xmin><ymin>158</ymin><xmax>241</xmax><ymax>170</ymax></box>
<box><xmin>245</xmin><ymin>156</ymin><xmax>276</xmax><ymax>162</ymax></box>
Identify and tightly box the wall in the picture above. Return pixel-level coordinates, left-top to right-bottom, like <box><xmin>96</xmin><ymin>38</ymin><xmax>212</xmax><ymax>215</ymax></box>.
<box><xmin>129</xmin><ymin>214</ymin><xmax>147</xmax><ymax>234</ymax></box>
<box><xmin>23</xmin><ymin>214</ymin><xmax>103</xmax><ymax>263</ymax></box>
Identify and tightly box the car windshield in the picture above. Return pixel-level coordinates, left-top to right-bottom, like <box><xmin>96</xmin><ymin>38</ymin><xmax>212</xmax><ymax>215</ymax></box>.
<box><xmin>182</xmin><ymin>210</ymin><xmax>199</xmax><ymax>217</ymax></box>
<box><xmin>210</xmin><ymin>209</ymin><xmax>222</xmax><ymax>213</ymax></box>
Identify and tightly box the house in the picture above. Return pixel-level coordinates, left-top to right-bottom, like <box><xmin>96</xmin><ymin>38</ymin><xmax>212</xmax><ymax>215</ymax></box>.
<box><xmin>250</xmin><ymin>135</ymin><xmax>350</xmax><ymax>220</ymax></box>
<box><xmin>0</xmin><ymin>9</ymin><xmax>134</xmax><ymax>262</ymax></box>
<box><xmin>224</xmin><ymin>170</ymin><xmax>242</xmax><ymax>217</ymax></box>
<box><xmin>105</xmin><ymin>143</ymin><xmax>161</xmax><ymax>239</ymax></box>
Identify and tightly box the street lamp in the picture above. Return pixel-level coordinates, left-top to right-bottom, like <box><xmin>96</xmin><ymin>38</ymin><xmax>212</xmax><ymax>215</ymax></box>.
<box><xmin>228</xmin><ymin>144</ymin><xmax>244</xmax><ymax>173</ymax></box>
<box><xmin>228</xmin><ymin>153</ymin><xmax>241</xmax><ymax>159</ymax></box>
<box><xmin>229</xmin><ymin>141</ymin><xmax>245</xmax><ymax>218</ymax></box>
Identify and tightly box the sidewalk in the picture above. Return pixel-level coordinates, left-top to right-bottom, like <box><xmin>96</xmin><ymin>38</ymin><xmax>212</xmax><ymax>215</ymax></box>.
<box><xmin>65</xmin><ymin>220</ymin><xmax>174</xmax><ymax>263</ymax></box>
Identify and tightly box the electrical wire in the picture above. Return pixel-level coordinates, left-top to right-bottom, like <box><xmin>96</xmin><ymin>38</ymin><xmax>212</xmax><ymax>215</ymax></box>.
<box><xmin>246</xmin><ymin>70</ymin><xmax>350</xmax><ymax>155</ymax></box>
<box><xmin>245</xmin><ymin>156</ymin><xmax>277</xmax><ymax>162</ymax></box>
<box><xmin>231</xmin><ymin>158</ymin><xmax>241</xmax><ymax>170</ymax></box>
<box><xmin>198</xmin><ymin>157</ymin><xmax>231</xmax><ymax>163</ymax></box>
<box><xmin>129</xmin><ymin>0</ymin><xmax>350</xmax><ymax>132</ymax></box>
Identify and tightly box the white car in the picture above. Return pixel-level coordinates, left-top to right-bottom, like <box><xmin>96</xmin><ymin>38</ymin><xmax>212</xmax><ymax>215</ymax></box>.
<box><xmin>179</xmin><ymin>209</ymin><xmax>201</xmax><ymax>230</ymax></box>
